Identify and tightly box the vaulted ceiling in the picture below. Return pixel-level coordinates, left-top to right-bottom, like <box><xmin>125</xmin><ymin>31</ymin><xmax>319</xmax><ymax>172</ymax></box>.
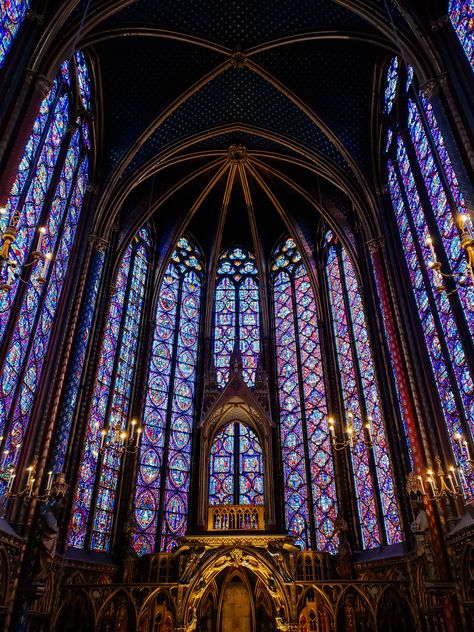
<box><xmin>37</xmin><ymin>0</ymin><xmax>445</xmax><ymax>261</ymax></box>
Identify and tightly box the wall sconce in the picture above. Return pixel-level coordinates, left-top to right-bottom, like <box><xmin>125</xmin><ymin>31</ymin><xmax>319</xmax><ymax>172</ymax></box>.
<box><xmin>407</xmin><ymin>456</ymin><xmax>465</xmax><ymax>502</ymax></box>
<box><xmin>99</xmin><ymin>417</ymin><xmax>142</xmax><ymax>456</ymax></box>
<box><xmin>328</xmin><ymin>413</ymin><xmax>375</xmax><ymax>452</ymax></box>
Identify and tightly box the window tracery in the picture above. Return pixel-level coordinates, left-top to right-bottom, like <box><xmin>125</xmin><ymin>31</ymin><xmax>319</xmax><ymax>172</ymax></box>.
<box><xmin>133</xmin><ymin>237</ymin><xmax>203</xmax><ymax>555</ymax></box>
<box><xmin>383</xmin><ymin>58</ymin><xmax>474</xmax><ymax>497</ymax></box>
<box><xmin>272</xmin><ymin>238</ymin><xmax>338</xmax><ymax>552</ymax></box>
<box><xmin>325</xmin><ymin>238</ymin><xmax>402</xmax><ymax>547</ymax></box>
<box><xmin>69</xmin><ymin>229</ymin><xmax>150</xmax><ymax>551</ymax></box>
<box><xmin>449</xmin><ymin>1</ymin><xmax>474</xmax><ymax>70</ymax></box>
<box><xmin>214</xmin><ymin>247</ymin><xmax>260</xmax><ymax>387</ymax></box>
<box><xmin>0</xmin><ymin>56</ymin><xmax>92</xmax><ymax>496</ymax></box>
<box><xmin>209</xmin><ymin>421</ymin><xmax>264</xmax><ymax>507</ymax></box>
<box><xmin>0</xmin><ymin>0</ymin><xmax>29</xmax><ymax>68</ymax></box>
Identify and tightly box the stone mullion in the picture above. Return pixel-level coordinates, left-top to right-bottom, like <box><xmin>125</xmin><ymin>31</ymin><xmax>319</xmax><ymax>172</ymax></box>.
<box><xmin>60</xmin><ymin>227</ymin><xmax>118</xmax><ymax>552</ymax></box>
<box><xmin>337</xmin><ymin>245</ymin><xmax>387</xmax><ymax>546</ymax></box>
<box><xmin>112</xmin><ymin>243</ymin><xmax>155</xmax><ymax>560</ymax></box>
<box><xmin>85</xmin><ymin>241</ymin><xmax>139</xmax><ymax>549</ymax></box>
<box><xmin>316</xmin><ymin>252</ymin><xmax>359</xmax><ymax>551</ymax></box>
<box><xmin>357</xmin><ymin>233</ymin><xmax>412</xmax><ymax>539</ymax></box>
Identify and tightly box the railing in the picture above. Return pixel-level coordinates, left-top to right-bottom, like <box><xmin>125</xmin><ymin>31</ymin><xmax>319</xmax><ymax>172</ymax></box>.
<box><xmin>208</xmin><ymin>504</ymin><xmax>264</xmax><ymax>531</ymax></box>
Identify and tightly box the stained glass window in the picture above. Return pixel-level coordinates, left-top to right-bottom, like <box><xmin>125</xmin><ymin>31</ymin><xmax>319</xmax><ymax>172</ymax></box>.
<box><xmin>383</xmin><ymin>58</ymin><xmax>474</xmax><ymax>498</ymax></box>
<box><xmin>326</xmin><ymin>237</ymin><xmax>402</xmax><ymax>548</ymax></box>
<box><xmin>69</xmin><ymin>230</ymin><xmax>150</xmax><ymax>551</ymax></box>
<box><xmin>272</xmin><ymin>238</ymin><xmax>338</xmax><ymax>553</ymax></box>
<box><xmin>214</xmin><ymin>247</ymin><xmax>260</xmax><ymax>387</ymax></box>
<box><xmin>209</xmin><ymin>421</ymin><xmax>264</xmax><ymax>507</ymax></box>
<box><xmin>132</xmin><ymin>237</ymin><xmax>203</xmax><ymax>556</ymax></box>
<box><xmin>0</xmin><ymin>1</ymin><xmax>29</xmax><ymax>68</ymax></box>
<box><xmin>383</xmin><ymin>56</ymin><xmax>399</xmax><ymax>115</ymax></box>
<box><xmin>0</xmin><ymin>56</ymin><xmax>92</xmax><ymax>496</ymax></box>
<box><xmin>449</xmin><ymin>1</ymin><xmax>474</xmax><ymax>70</ymax></box>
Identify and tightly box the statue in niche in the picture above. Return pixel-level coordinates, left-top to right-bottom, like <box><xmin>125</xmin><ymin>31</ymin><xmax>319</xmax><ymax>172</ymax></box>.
<box><xmin>335</xmin><ymin>515</ymin><xmax>353</xmax><ymax>579</ymax></box>
<box><xmin>32</xmin><ymin>499</ymin><xmax>64</xmax><ymax>584</ymax></box>
<box><xmin>410</xmin><ymin>498</ymin><xmax>437</xmax><ymax>581</ymax></box>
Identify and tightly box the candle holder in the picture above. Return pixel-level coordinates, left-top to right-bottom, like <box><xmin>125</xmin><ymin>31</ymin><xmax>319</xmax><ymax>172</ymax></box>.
<box><xmin>407</xmin><ymin>456</ymin><xmax>464</xmax><ymax>502</ymax></box>
<box><xmin>98</xmin><ymin>418</ymin><xmax>142</xmax><ymax>457</ymax></box>
<box><xmin>0</xmin><ymin>460</ymin><xmax>68</xmax><ymax>504</ymax></box>
<box><xmin>328</xmin><ymin>414</ymin><xmax>375</xmax><ymax>452</ymax></box>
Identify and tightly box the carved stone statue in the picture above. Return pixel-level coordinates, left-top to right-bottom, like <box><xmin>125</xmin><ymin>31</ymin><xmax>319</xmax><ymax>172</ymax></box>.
<box><xmin>410</xmin><ymin>499</ymin><xmax>437</xmax><ymax>581</ymax></box>
<box><xmin>335</xmin><ymin>515</ymin><xmax>352</xmax><ymax>579</ymax></box>
<box><xmin>32</xmin><ymin>500</ymin><xmax>63</xmax><ymax>584</ymax></box>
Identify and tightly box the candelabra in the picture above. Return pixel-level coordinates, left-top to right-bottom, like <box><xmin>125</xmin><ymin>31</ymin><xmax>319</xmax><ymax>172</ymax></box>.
<box><xmin>99</xmin><ymin>418</ymin><xmax>142</xmax><ymax>456</ymax></box>
<box><xmin>0</xmin><ymin>456</ymin><xmax>68</xmax><ymax>503</ymax></box>
<box><xmin>406</xmin><ymin>456</ymin><xmax>465</xmax><ymax>502</ymax></box>
<box><xmin>328</xmin><ymin>413</ymin><xmax>375</xmax><ymax>452</ymax></box>
<box><xmin>425</xmin><ymin>213</ymin><xmax>474</xmax><ymax>292</ymax></box>
<box><xmin>0</xmin><ymin>217</ymin><xmax>53</xmax><ymax>292</ymax></box>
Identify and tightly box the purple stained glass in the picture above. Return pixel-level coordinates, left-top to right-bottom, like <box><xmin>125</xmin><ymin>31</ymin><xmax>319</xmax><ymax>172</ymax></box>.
<box><xmin>408</xmin><ymin>98</ymin><xmax>474</xmax><ymax>336</ymax></box>
<box><xmin>0</xmin><ymin>90</ymin><xmax>68</xmax><ymax>344</ymax></box>
<box><xmin>340</xmin><ymin>249</ymin><xmax>402</xmax><ymax>545</ymax></box>
<box><xmin>69</xmin><ymin>233</ymin><xmax>149</xmax><ymax>550</ymax></box>
<box><xmin>209</xmin><ymin>421</ymin><xmax>264</xmax><ymax>507</ymax></box>
<box><xmin>0</xmin><ymin>1</ymin><xmax>29</xmax><ymax>68</ymax></box>
<box><xmin>326</xmin><ymin>246</ymin><xmax>382</xmax><ymax>549</ymax></box>
<box><xmin>90</xmin><ymin>242</ymin><xmax>149</xmax><ymax>552</ymax></box>
<box><xmin>449</xmin><ymin>1</ymin><xmax>474</xmax><ymax>69</ymax></box>
<box><xmin>75</xmin><ymin>50</ymin><xmax>92</xmax><ymax>110</ymax></box>
<box><xmin>388</xmin><ymin>150</ymin><xmax>474</xmax><ymax>497</ymax></box>
<box><xmin>133</xmin><ymin>238</ymin><xmax>202</xmax><ymax>555</ymax></box>
<box><xmin>273</xmin><ymin>238</ymin><xmax>338</xmax><ymax>553</ymax></box>
<box><xmin>383</xmin><ymin>57</ymin><xmax>399</xmax><ymax>115</ymax></box>
<box><xmin>214</xmin><ymin>248</ymin><xmax>260</xmax><ymax>388</ymax></box>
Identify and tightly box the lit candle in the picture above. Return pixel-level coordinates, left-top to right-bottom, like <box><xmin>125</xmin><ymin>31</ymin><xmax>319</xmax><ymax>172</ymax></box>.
<box><xmin>28</xmin><ymin>477</ymin><xmax>35</xmax><ymax>497</ymax></box>
<box><xmin>100</xmin><ymin>429</ymin><xmax>107</xmax><ymax>450</ymax></box>
<box><xmin>459</xmin><ymin>214</ymin><xmax>473</xmax><ymax>238</ymax></box>
<box><xmin>36</xmin><ymin>226</ymin><xmax>46</xmax><ymax>252</ymax></box>
<box><xmin>427</xmin><ymin>476</ymin><xmax>436</xmax><ymax>496</ymax></box>
<box><xmin>46</xmin><ymin>470</ymin><xmax>53</xmax><ymax>493</ymax></box>
<box><xmin>449</xmin><ymin>466</ymin><xmax>459</xmax><ymax>488</ymax></box>
<box><xmin>447</xmin><ymin>474</ymin><xmax>456</xmax><ymax>494</ymax></box>
<box><xmin>367</xmin><ymin>416</ymin><xmax>373</xmax><ymax>438</ymax></box>
<box><xmin>1</xmin><ymin>450</ymin><xmax>9</xmax><ymax>469</ymax></box>
<box><xmin>42</xmin><ymin>252</ymin><xmax>52</xmax><ymax>278</ymax></box>
<box><xmin>6</xmin><ymin>472</ymin><xmax>15</xmax><ymax>494</ymax></box>
<box><xmin>458</xmin><ymin>467</ymin><xmax>468</xmax><ymax>490</ymax></box>
<box><xmin>6</xmin><ymin>264</ymin><xmax>14</xmax><ymax>286</ymax></box>
<box><xmin>463</xmin><ymin>440</ymin><xmax>471</xmax><ymax>461</ymax></box>
<box><xmin>26</xmin><ymin>466</ymin><xmax>33</xmax><ymax>487</ymax></box>
<box><xmin>346</xmin><ymin>426</ymin><xmax>354</xmax><ymax>449</ymax></box>
<box><xmin>425</xmin><ymin>235</ymin><xmax>436</xmax><ymax>260</ymax></box>
<box><xmin>454</xmin><ymin>432</ymin><xmax>463</xmax><ymax>452</ymax></box>
<box><xmin>135</xmin><ymin>427</ymin><xmax>142</xmax><ymax>448</ymax></box>
<box><xmin>120</xmin><ymin>431</ymin><xmax>126</xmax><ymax>447</ymax></box>
<box><xmin>417</xmin><ymin>475</ymin><xmax>426</xmax><ymax>495</ymax></box>
<box><xmin>130</xmin><ymin>419</ymin><xmax>136</xmax><ymax>441</ymax></box>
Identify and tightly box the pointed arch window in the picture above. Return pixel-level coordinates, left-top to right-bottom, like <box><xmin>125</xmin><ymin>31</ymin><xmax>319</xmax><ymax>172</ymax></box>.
<box><xmin>0</xmin><ymin>55</ymin><xmax>92</xmax><ymax>496</ymax></box>
<box><xmin>132</xmin><ymin>237</ymin><xmax>203</xmax><ymax>556</ymax></box>
<box><xmin>325</xmin><ymin>236</ymin><xmax>402</xmax><ymax>548</ymax></box>
<box><xmin>0</xmin><ymin>1</ymin><xmax>29</xmax><ymax>68</ymax></box>
<box><xmin>214</xmin><ymin>247</ymin><xmax>260</xmax><ymax>388</ymax></box>
<box><xmin>209</xmin><ymin>421</ymin><xmax>264</xmax><ymax>507</ymax></box>
<box><xmin>272</xmin><ymin>238</ymin><xmax>338</xmax><ymax>553</ymax></box>
<box><xmin>383</xmin><ymin>57</ymin><xmax>474</xmax><ymax>497</ymax></box>
<box><xmin>69</xmin><ymin>229</ymin><xmax>150</xmax><ymax>552</ymax></box>
<box><xmin>449</xmin><ymin>1</ymin><xmax>474</xmax><ymax>70</ymax></box>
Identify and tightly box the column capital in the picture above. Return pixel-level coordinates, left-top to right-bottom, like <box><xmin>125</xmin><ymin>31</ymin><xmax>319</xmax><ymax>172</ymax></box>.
<box><xmin>35</xmin><ymin>74</ymin><xmax>54</xmax><ymax>98</ymax></box>
<box><xmin>366</xmin><ymin>236</ymin><xmax>385</xmax><ymax>254</ymax></box>
<box><xmin>430</xmin><ymin>15</ymin><xmax>450</xmax><ymax>32</ymax></box>
<box><xmin>89</xmin><ymin>235</ymin><xmax>108</xmax><ymax>253</ymax></box>
<box><xmin>419</xmin><ymin>73</ymin><xmax>448</xmax><ymax>100</ymax></box>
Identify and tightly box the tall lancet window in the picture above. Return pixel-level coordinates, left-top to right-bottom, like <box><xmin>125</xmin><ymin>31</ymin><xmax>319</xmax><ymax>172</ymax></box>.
<box><xmin>69</xmin><ymin>228</ymin><xmax>150</xmax><ymax>552</ymax></box>
<box><xmin>449</xmin><ymin>1</ymin><xmax>474</xmax><ymax>70</ymax></box>
<box><xmin>325</xmin><ymin>234</ymin><xmax>402</xmax><ymax>549</ymax></box>
<box><xmin>272</xmin><ymin>238</ymin><xmax>338</xmax><ymax>553</ymax></box>
<box><xmin>209</xmin><ymin>421</ymin><xmax>264</xmax><ymax>506</ymax></box>
<box><xmin>0</xmin><ymin>54</ymin><xmax>92</xmax><ymax>496</ymax></box>
<box><xmin>383</xmin><ymin>57</ymin><xmax>474</xmax><ymax>497</ymax></box>
<box><xmin>214</xmin><ymin>247</ymin><xmax>260</xmax><ymax>387</ymax></box>
<box><xmin>0</xmin><ymin>1</ymin><xmax>29</xmax><ymax>67</ymax></box>
<box><xmin>132</xmin><ymin>237</ymin><xmax>203</xmax><ymax>556</ymax></box>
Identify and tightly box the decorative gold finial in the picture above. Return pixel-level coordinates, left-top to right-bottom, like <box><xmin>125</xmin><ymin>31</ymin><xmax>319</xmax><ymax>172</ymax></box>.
<box><xmin>228</xmin><ymin>144</ymin><xmax>247</xmax><ymax>164</ymax></box>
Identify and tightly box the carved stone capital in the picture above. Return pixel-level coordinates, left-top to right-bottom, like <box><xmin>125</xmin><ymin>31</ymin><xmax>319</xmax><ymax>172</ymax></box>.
<box><xmin>86</xmin><ymin>183</ymin><xmax>99</xmax><ymax>195</ymax></box>
<box><xmin>26</xmin><ymin>9</ymin><xmax>45</xmax><ymax>25</ymax></box>
<box><xmin>367</xmin><ymin>236</ymin><xmax>385</xmax><ymax>254</ymax></box>
<box><xmin>35</xmin><ymin>74</ymin><xmax>54</xmax><ymax>98</ymax></box>
<box><xmin>430</xmin><ymin>15</ymin><xmax>449</xmax><ymax>31</ymax></box>
<box><xmin>419</xmin><ymin>73</ymin><xmax>448</xmax><ymax>100</ymax></box>
<box><xmin>89</xmin><ymin>235</ymin><xmax>108</xmax><ymax>253</ymax></box>
<box><xmin>375</xmin><ymin>185</ymin><xmax>388</xmax><ymax>197</ymax></box>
